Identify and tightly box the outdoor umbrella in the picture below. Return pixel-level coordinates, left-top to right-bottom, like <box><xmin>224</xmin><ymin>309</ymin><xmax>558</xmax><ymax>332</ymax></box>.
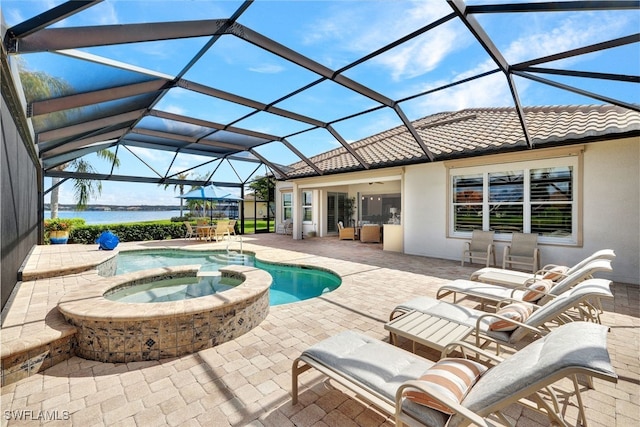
<box><xmin>178</xmin><ymin>185</ymin><xmax>243</xmax><ymax>222</ymax></box>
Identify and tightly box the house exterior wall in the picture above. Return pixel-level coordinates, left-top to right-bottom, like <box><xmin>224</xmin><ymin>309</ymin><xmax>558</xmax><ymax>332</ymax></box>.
<box><xmin>582</xmin><ymin>138</ymin><xmax>639</xmax><ymax>284</ymax></box>
<box><xmin>279</xmin><ymin>137</ymin><xmax>638</xmax><ymax>285</ymax></box>
<box><xmin>403</xmin><ymin>137</ymin><xmax>639</xmax><ymax>285</ymax></box>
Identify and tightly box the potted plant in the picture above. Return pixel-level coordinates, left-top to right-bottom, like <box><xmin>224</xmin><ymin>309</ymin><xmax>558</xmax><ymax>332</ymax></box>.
<box><xmin>45</xmin><ymin>218</ymin><xmax>72</xmax><ymax>244</ymax></box>
<box><xmin>344</xmin><ymin>196</ymin><xmax>356</xmax><ymax>227</ymax></box>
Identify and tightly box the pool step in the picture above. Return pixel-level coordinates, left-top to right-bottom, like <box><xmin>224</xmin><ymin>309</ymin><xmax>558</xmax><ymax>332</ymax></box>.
<box><xmin>207</xmin><ymin>253</ymin><xmax>252</xmax><ymax>266</ymax></box>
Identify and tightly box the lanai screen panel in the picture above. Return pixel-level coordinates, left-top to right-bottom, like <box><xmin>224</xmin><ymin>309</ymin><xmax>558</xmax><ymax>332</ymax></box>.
<box><xmin>1</xmin><ymin>0</ymin><xmax>637</xmax><ymax>187</ymax></box>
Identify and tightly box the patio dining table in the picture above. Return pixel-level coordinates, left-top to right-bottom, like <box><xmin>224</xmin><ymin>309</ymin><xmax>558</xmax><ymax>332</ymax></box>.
<box><xmin>196</xmin><ymin>225</ymin><xmax>216</xmax><ymax>241</ymax></box>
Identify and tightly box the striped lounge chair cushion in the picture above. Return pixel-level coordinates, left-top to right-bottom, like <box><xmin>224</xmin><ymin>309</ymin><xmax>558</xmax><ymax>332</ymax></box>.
<box><xmin>404</xmin><ymin>358</ymin><xmax>487</xmax><ymax>414</ymax></box>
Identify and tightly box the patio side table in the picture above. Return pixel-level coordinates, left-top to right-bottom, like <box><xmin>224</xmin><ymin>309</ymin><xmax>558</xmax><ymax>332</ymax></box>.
<box><xmin>384</xmin><ymin>310</ymin><xmax>473</xmax><ymax>353</ymax></box>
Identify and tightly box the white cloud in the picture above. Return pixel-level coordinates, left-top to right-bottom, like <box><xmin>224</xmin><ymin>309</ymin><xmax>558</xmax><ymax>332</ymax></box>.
<box><xmin>132</xmin><ymin>41</ymin><xmax>175</xmax><ymax>60</ymax></box>
<box><xmin>374</xmin><ymin>25</ymin><xmax>461</xmax><ymax>81</ymax></box>
<box><xmin>60</xmin><ymin>0</ymin><xmax>119</xmax><ymax>26</ymax></box>
<box><xmin>162</xmin><ymin>104</ymin><xmax>187</xmax><ymax>115</ymax></box>
<box><xmin>5</xmin><ymin>7</ymin><xmax>25</xmax><ymax>27</ymax></box>
<box><xmin>249</xmin><ymin>64</ymin><xmax>285</xmax><ymax>74</ymax></box>
<box><xmin>128</xmin><ymin>146</ymin><xmax>170</xmax><ymax>162</ymax></box>
<box><xmin>93</xmin><ymin>1</ymin><xmax>119</xmax><ymax>25</ymax></box>
<box><xmin>304</xmin><ymin>0</ymin><xmax>463</xmax><ymax>78</ymax></box>
<box><xmin>404</xmin><ymin>10</ymin><xmax>634</xmax><ymax>115</ymax></box>
<box><xmin>502</xmin><ymin>12</ymin><xmax>630</xmax><ymax>66</ymax></box>
<box><xmin>412</xmin><ymin>74</ymin><xmax>512</xmax><ymax>116</ymax></box>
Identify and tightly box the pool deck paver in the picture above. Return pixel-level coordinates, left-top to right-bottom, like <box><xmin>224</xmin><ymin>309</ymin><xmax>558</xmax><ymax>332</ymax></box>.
<box><xmin>1</xmin><ymin>234</ymin><xmax>638</xmax><ymax>426</ymax></box>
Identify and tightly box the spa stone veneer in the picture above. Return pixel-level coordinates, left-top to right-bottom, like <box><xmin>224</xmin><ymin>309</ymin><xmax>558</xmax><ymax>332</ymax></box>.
<box><xmin>57</xmin><ymin>265</ymin><xmax>271</xmax><ymax>363</ymax></box>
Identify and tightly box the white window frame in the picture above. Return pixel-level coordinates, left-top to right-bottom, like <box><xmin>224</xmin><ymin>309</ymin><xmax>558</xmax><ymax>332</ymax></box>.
<box><xmin>448</xmin><ymin>154</ymin><xmax>581</xmax><ymax>246</ymax></box>
<box><xmin>302</xmin><ymin>191</ymin><xmax>313</xmax><ymax>223</ymax></box>
<box><xmin>282</xmin><ymin>192</ymin><xmax>292</xmax><ymax>221</ymax></box>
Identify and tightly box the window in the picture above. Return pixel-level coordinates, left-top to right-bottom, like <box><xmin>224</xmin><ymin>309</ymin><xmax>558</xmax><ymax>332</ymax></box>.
<box><xmin>282</xmin><ymin>193</ymin><xmax>292</xmax><ymax>220</ymax></box>
<box><xmin>450</xmin><ymin>156</ymin><xmax>578</xmax><ymax>244</ymax></box>
<box><xmin>453</xmin><ymin>175</ymin><xmax>483</xmax><ymax>231</ymax></box>
<box><xmin>530</xmin><ymin>167</ymin><xmax>573</xmax><ymax>237</ymax></box>
<box><xmin>359</xmin><ymin>193</ymin><xmax>401</xmax><ymax>225</ymax></box>
<box><xmin>302</xmin><ymin>191</ymin><xmax>312</xmax><ymax>222</ymax></box>
<box><xmin>489</xmin><ymin>171</ymin><xmax>524</xmax><ymax>233</ymax></box>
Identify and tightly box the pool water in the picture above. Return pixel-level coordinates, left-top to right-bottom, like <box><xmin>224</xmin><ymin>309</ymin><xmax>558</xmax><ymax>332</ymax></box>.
<box><xmin>105</xmin><ymin>274</ymin><xmax>244</xmax><ymax>303</ymax></box>
<box><xmin>114</xmin><ymin>250</ymin><xmax>341</xmax><ymax>305</ymax></box>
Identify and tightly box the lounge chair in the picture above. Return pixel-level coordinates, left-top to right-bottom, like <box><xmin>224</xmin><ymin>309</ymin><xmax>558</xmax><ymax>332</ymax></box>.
<box><xmin>461</xmin><ymin>230</ymin><xmax>496</xmax><ymax>267</ymax></box>
<box><xmin>292</xmin><ymin>321</ymin><xmax>617</xmax><ymax>427</ymax></box>
<box><xmin>337</xmin><ymin>221</ymin><xmax>355</xmax><ymax>240</ymax></box>
<box><xmin>502</xmin><ymin>232</ymin><xmax>540</xmax><ymax>272</ymax></box>
<box><xmin>469</xmin><ymin>249</ymin><xmax>616</xmax><ymax>288</ymax></box>
<box><xmin>390</xmin><ymin>279</ymin><xmax>613</xmax><ymax>353</ymax></box>
<box><xmin>437</xmin><ymin>258</ymin><xmax>613</xmax><ymax>309</ymax></box>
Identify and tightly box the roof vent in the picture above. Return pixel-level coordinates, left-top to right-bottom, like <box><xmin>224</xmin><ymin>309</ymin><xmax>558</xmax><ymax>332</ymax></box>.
<box><xmin>417</xmin><ymin>114</ymin><xmax>477</xmax><ymax>130</ymax></box>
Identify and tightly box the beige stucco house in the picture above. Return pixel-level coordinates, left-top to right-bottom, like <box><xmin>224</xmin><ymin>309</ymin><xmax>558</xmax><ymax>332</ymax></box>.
<box><xmin>276</xmin><ymin>105</ymin><xmax>640</xmax><ymax>285</ymax></box>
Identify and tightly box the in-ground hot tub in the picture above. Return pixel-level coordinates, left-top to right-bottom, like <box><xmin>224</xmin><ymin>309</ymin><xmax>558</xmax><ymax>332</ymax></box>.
<box><xmin>57</xmin><ymin>265</ymin><xmax>271</xmax><ymax>363</ymax></box>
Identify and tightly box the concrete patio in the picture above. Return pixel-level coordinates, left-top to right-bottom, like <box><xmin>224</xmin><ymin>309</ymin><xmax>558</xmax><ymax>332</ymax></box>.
<box><xmin>1</xmin><ymin>234</ymin><xmax>638</xmax><ymax>426</ymax></box>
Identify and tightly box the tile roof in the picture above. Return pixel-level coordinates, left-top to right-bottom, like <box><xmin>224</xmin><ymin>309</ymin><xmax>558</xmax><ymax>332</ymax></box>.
<box><xmin>285</xmin><ymin>105</ymin><xmax>640</xmax><ymax>178</ymax></box>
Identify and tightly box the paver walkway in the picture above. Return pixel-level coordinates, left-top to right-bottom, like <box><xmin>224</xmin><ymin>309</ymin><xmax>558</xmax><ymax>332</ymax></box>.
<box><xmin>1</xmin><ymin>234</ymin><xmax>638</xmax><ymax>426</ymax></box>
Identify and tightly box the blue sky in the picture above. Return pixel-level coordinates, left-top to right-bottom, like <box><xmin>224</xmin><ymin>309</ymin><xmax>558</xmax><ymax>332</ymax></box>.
<box><xmin>3</xmin><ymin>0</ymin><xmax>639</xmax><ymax>206</ymax></box>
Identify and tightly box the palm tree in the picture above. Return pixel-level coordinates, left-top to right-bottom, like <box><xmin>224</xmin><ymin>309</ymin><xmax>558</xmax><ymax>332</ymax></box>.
<box><xmin>161</xmin><ymin>172</ymin><xmax>189</xmax><ymax>217</ymax></box>
<box><xmin>19</xmin><ymin>64</ymin><xmax>120</xmax><ymax>218</ymax></box>
<box><xmin>48</xmin><ymin>153</ymin><xmax>120</xmax><ymax>218</ymax></box>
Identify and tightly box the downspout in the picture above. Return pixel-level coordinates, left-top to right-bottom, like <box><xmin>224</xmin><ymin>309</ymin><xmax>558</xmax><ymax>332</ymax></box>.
<box><xmin>292</xmin><ymin>183</ymin><xmax>300</xmax><ymax>240</ymax></box>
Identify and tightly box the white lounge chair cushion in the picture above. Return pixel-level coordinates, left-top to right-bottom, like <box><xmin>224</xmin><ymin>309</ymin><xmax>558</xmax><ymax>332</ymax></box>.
<box><xmin>395</xmin><ymin>279</ymin><xmax>613</xmax><ymax>345</ymax></box>
<box><xmin>301</xmin><ymin>330</ymin><xmax>450</xmax><ymax>426</ymax></box>
<box><xmin>522</xmin><ymin>279</ymin><xmax>553</xmax><ymax>302</ymax></box>
<box><xmin>298</xmin><ymin>323</ymin><xmax>615</xmax><ymax>427</ymax></box>
<box><xmin>404</xmin><ymin>358</ymin><xmax>487</xmax><ymax>414</ymax></box>
<box><xmin>439</xmin><ymin>279</ymin><xmax>529</xmax><ymax>302</ymax></box>
<box><xmin>489</xmin><ymin>302</ymin><xmax>533</xmax><ymax>332</ymax></box>
<box><xmin>449</xmin><ymin>322</ymin><xmax>615</xmax><ymax>427</ymax></box>
<box><xmin>542</xmin><ymin>265</ymin><xmax>569</xmax><ymax>281</ymax></box>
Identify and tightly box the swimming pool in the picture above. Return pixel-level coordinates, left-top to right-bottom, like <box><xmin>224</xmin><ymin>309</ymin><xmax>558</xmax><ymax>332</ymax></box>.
<box><xmin>114</xmin><ymin>249</ymin><xmax>341</xmax><ymax>305</ymax></box>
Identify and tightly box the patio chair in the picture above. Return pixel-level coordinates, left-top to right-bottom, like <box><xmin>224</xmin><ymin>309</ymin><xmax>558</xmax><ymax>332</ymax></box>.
<box><xmin>390</xmin><ymin>279</ymin><xmax>613</xmax><ymax>354</ymax></box>
<box><xmin>436</xmin><ymin>259</ymin><xmax>613</xmax><ymax>312</ymax></box>
<box><xmin>227</xmin><ymin>219</ymin><xmax>237</xmax><ymax>236</ymax></box>
<box><xmin>337</xmin><ymin>221</ymin><xmax>355</xmax><ymax>240</ymax></box>
<box><xmin>470</xmin><ymin>249</ymin><xmax>616</xmax><ymax>288</ymax></box>
<box><xmin>276</xmin><ymin>219</ymin><xmax>293</xmax><ymax>235</ymax></box>
<box><xmin>502</xmin><ymin>233</ymin><xmax>540</xmax><ymax>272</ymax></box>
<box><xmin>292</xmin><ymin>321</ymin><xmax>617</xmax><ymax>427</ymax></box>
<box><xmin>360</xmin><ymin>223</ymin><xmax>381</xmax><ymax>243</ymax></box>
<box><xmin>212</xmin><ymin>220</ymin><xmax>230</xmax><ymax>242</ymax></box>
<box><xmin>183</xmin><ymin>221</ymin><xmax>195</xmax><ymax>239</ymax></box>
<box><xmin>195</xmin><ymin>218</ymin><xmax>211</xmax><ymax>240</ymax></box>
<box><xmin>461</xmin><ymin>230</ymin><xmax>496</xmax><ymax>267</ymax></box>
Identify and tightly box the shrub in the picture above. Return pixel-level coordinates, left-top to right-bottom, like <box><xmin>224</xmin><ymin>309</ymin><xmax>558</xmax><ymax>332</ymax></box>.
<box><xmin>68</xmin><ymin>222</ymin><xmax>187</xmax><ymax>244</ymax></box>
